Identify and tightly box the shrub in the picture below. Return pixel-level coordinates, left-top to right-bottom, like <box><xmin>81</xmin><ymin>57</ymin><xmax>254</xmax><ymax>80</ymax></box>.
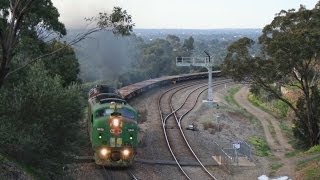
<box><xmin>248</xmin><ymin>136</ymin><xmax>272</xmax><ymax>157</ymax></box>
<box><xmin>0</xmin><ymin>63</ymin><xmax>85</xmax><ymax>178</ymax></box>
<box><xmin>306</xmin><ymin>145</ymin><xmax>320</xmax><ymax>154</ymax></box>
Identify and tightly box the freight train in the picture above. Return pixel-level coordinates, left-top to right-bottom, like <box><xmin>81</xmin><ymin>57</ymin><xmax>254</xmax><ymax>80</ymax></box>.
<box><xmin>88</xmin><ymin>85</ymin><xmax>138</xmax><ymax>167</ymax></box>
<box><xmin>87</xmin><ymin>72</ymin><xmax>221</xmax><ymax>166</ymax></box>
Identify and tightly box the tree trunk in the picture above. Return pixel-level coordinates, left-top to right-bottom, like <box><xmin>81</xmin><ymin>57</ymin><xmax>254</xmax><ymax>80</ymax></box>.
<box><xmin>0</xmin><ymin>70</ymin><xmax>6</xmax><ymax>88</ymax></box>
<box><xmin>0</xmin><ymin>57</ymin><xmax>8</xmax><ymax>88</ymax></box>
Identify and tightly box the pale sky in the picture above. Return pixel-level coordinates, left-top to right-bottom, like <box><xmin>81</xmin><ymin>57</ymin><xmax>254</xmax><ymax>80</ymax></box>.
<box><xmin>52</xmin><ymin>0</ymin><xmax>319</xmax><ymax>29</ymax></box>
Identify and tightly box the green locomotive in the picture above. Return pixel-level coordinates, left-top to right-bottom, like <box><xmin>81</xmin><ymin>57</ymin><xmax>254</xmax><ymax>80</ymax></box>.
<box><xmin>88</xmin><ymin>85</ymin><xmax>138</xmax><ymax>166</ymax></box>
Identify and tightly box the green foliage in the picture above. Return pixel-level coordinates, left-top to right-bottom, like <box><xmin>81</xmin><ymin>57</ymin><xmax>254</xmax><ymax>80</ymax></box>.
<box><xmin>115</xmin><ymin>35</ymin><xmax>196</xmax><ymax>86</ymax></box>
<box><xmin>182</xmin><ymin>36</ymin><xmax>194</xmax><ymax>52</ymax></box>
<box><xmin>297</xmin><ymin>154</ymin><xmax>320</xmax><ymax>179</ymax></box>
<box><xmin>249</xmin><ymin>84</ymin><xmax>260</xmax><ymax>96</ymax></box>
<box><xmin>298</xmin><ymin>155</ymin><xmax>320</xmax><ymax>168</ymax></box>
<box><xmin>0</xmin><ymin>63</ymin><xmax>84</xmax><ymax>178</ymax></box>
<box><xmin>0</xmin><ymin>0</ymin><xmax>66</xmax><ymax>36</ymax></box>
<box><xmin>270</xmin><ymin>162</ymin><xmax>283</xmax><ymax>171</ymax></box>
<box><xmin>269</xmin><ymin>162</ymin><xmax>284</xmax><ymax>176</ymax></box>
<box><xmin>224</xmin><ymin>86</ymin><xmax>241</xmax><ymax>107</ymax></box>
<box><xmin>43</xmin><ymin>40</ymin><xmax>80</xmax><ymax>86</ymax></box>
<box><xmin>285</xmin><ymin>150</ymin><xmax>301</xmax><ymax>157</ymax></box>
<box><xmin>306</xmin><ymin>145</ymin><xmax>320</xmax><ymax>154</ymax></box>
<box><xmin>0</xmin><ymin>0</ymin><xmax>66</xmax><ymax>86</ymax></box>
<box><xmin>305</xmin><ymin>166</ymin><xmax>320</xmax><ymax>180</ymax></box>
<box><xmin>223</xmin><ymin>85</ymin><xmax>262</xmax><ymax>129</ymax></box>
<box><xmin>273</xmin><ymin>100</ymin><xmax>289</xmax><ymax>117</ymax></box>
<box><xmin>94</xmin><ymin>7</ymin><xmax>134</xmax><ymax>36</ymax></box>
<box><xmin>293</xmin><ymin>86</ymin><xmax>320</xmax><ymax>148</ymax></box>
<box><xmin>248</xmin><ymin>93</ymin><xmax>289</xmax><ymax>118</ymax></box>
<box><xmin>223</xmin><ymin>3</ymin><xmax>320</xmax><ymax>147</ymax></box>
<box><xmin>248</xmin><ymin>136</ymin><xmax>272</xmax><ymax>157</ymax></box>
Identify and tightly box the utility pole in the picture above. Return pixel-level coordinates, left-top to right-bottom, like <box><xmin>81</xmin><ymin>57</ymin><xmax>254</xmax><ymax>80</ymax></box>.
<box><xmin>176</xmin><ymin>51</ymin><xmax>215</xmax><ymax>103</ymax></box>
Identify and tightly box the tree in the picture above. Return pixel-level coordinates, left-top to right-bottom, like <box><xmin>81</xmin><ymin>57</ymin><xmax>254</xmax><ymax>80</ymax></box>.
<box><xmin>182</xmin><ymin>36</ymin><xmax>194</xmax><ymax>53</ymax></box>
<box><xmin>0</xmin><ymin>62</ymin><xmax>84</xmax><ymax>178</ymax></box>
<box><xmin>0</xmin><ymin>0</ymin><xmax>66</xmax><ymax>87</ymax></box>
<box><xmin>43</xmin><ymin>40</ymin><xmax>80</xmax><ymax>86</ymax></box>
<box><xmin>0</xmin><ymin>1</ymin><xmax>134</xmax><ymax>87</ymax></box>
<box><xmin>223</xmin><ymin>4</ymin><xmax>320</xmax><ymax>147</ymax></box>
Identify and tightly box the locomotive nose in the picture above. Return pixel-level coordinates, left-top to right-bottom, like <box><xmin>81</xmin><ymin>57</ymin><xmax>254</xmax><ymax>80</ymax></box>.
<box><xmin>111</xmin><ymin>151</ymin><xmax>121</xmax><ymax>161</ymax></box>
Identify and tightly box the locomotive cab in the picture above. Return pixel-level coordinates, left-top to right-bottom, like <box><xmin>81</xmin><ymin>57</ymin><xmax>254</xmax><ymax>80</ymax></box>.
<box><xmin>88</xmin><ymin>88</ymin><xmax>138</xmax><ymax>167</ymax></box>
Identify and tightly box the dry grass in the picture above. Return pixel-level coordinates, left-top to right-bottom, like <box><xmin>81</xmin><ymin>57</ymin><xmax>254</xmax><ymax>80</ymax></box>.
<box><xmin>203</xmin><ymin>121</ymin><xmax>229</xmax><ymax>134</ymax></box>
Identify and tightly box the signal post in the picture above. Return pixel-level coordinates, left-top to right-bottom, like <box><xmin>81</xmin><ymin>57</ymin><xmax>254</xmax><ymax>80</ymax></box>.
<box><xmin>176</xmin><ymin>51</ymin><xmax>216</xmax><ymax>105</ymax></box>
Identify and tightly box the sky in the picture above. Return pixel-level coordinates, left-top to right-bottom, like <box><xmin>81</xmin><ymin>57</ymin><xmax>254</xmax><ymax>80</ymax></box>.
<box><xmin>52</xmin><ymin>0</ymin><xmax>319</xmax><ymax>29</ymax></box>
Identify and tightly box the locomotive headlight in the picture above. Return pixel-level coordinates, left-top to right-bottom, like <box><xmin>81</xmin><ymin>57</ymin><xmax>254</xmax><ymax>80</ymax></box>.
<box><xmin>123</xmin><ymin>149</ymin><xmax>130</xmax><ymax>156</ymax></box>
<box><xmin>112</xmin><ymin>118</ymin><xmax>120</xmax><ymax>127</ymax></box>
<box><xmin>100</xmin><ymin>148</ymin><xmax>108</xmax><ymax>156</ymax></box>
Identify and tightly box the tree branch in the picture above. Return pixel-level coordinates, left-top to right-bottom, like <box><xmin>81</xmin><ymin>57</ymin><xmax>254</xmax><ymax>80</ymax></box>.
<box><xmin>254</xmin><ymin>76</ymin><xmax>298</xmax><ymax>114</ymax></box>
<box><xmin>6</xmin><ymin>27</ymin><xmax>102</xmax><ymax>77</ymax></box>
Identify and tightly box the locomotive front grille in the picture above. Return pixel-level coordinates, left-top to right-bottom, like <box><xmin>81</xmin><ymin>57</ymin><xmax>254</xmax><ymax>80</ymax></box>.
<box><xmin>111</xmin><ymin>151</ymin><xmax>121</xmax><ymax>161</ymax></box>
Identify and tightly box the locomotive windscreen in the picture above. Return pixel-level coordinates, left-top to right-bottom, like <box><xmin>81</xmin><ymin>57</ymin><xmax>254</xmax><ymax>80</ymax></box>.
<box><xmin>96</xmin><ymin>108</ymin><xmax>135</xmax><ymax>119</ymax></box>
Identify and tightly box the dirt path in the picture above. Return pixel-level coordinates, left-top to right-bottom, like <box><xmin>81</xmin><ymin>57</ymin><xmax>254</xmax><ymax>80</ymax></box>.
<box><xmin>234</xmin><ymin>86</ymin><xmax>294</xmax><ymax>178</ymax></box>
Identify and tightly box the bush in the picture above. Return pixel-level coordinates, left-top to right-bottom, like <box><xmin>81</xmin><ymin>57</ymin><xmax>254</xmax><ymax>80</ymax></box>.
<box><xmin>0</xmin><ymin>63</ymin><xmax>85</xmax><ymax>178</ymax></box>
<box><xmin>248</xmin><ymin>136</ymin><xmax>272</xmax><ymax>157</ymax></box>
<box><xmin>306</xmin><ymin>145</ymin><xmax>320</xmax><ymax>154</ymax></box>
<box><xmin>248</xmin><ymin>93</ymin><xmax>289</xmax><ymax>118</ymax></box>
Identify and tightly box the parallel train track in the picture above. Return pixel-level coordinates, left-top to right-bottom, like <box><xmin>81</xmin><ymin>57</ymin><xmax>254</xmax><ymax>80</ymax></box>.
<box><xmin>158</xmin><ymin>79</ymin><xmax>231</xmax><ymax>179</ymax></box>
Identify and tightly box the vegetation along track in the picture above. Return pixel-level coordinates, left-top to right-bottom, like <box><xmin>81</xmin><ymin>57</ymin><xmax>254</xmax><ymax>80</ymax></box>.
<box><xmin>158</xmin><ymin>79</ymin><xmax>232</xmax><ymax>179</ymax></box>
<box><xmin>101</xmin><ymin>166</ymin><xmax>137</xmax><ymax>180</ymax></box>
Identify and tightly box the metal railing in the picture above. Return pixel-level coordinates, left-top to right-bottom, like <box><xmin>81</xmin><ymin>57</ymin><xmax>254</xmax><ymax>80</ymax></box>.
<box><xmin>176</xmin><ymin>57</ymin><xmax>213</xmax><ymax>66</ymax></box>
<box><xmin>212</xmin><ymin>142</ymin><xmax>233</xmax><ymax>173</ymax></box>
<box><xmin>212</xmin><ymin>140</ymin><xmax>253</xmax><ymax>174</ymax></box>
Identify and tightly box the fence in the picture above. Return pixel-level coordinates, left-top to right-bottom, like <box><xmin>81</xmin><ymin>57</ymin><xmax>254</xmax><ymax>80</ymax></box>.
<box><xmin>212</xmin><ymin>142</ymin><xmax>233</xmax><ymax>173</ymax></box>
<box><xmin>212</xmin><ymin>140</ymin><xmax>253</xmax><ymax>173</ymax></box>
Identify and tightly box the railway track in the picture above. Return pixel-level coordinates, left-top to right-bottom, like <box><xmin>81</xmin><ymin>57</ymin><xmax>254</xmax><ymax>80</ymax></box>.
<box><xmin>101</xmin><ymin>166</ymin><xmax>138</xmax><ymax>180</ymax></box>
<box><xmin>158</xmin><ymin>79</ymin><xmax>232</xmax><ymax>179</ymax></box>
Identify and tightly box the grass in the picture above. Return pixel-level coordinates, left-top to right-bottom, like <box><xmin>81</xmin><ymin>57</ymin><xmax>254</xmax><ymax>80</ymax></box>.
<box><xmin>224</xmin><ymin>85</ymin><xmax>262</xmax><ymax>129</ymax></box>
<box><xmin>306</xmin><ymin>145</ymin><xmax>320</xmax><ymax>154</ymax></box>
<box><xmin>285</xmin><ymin>150</ymin><xmax>301</xmax><ymax>157</ymax></box>
<box><xmin>224</xmin><ymin>85</ymin><xmax>270</xmax><ymax>158</ymax></box>
<box><xmin>297</xmin><ymin>154</ymin><xmax>320</xmax><ymax>170</ymax></box>
<box><xmin>248</xmin><ymin>93</ymin><xmax>289</xmax><ymax>118</ymax></box>
<box><xmin>293</xmin><ymin>147</ymin><xmax>320</xmax><ymax>179</ymax></box>
<box><xmin>269</xmin><ymin>162</ymin><xmax>283</xmax><ymax>176</ymax></box>
<box><xmin>248</xmin><ymin>136</ymin><xmax>272</xmax><ymax>157</ymax></box>
<box><xmin>279</xmin><ymin>120</ymin><xmax>292</xmax><ymax>137</ymax></box>
<box><xmin>268</xmin><ymin>123</ymin><xmax>279</xmax><ymax>145</ymax></box>
<box><xmin>270</xmin><ymin>162</ymin><xmax>283</xmax><ymax>170</ymax></box>
<box><xmin>305</xmin><ymin>165</ymin><xmax>320</xmax><ymax>180</ymax></box>
<box><xmin>224</xmin><ymin>85</ymin><xmax>241</xmax><ymax>108</ymax></box>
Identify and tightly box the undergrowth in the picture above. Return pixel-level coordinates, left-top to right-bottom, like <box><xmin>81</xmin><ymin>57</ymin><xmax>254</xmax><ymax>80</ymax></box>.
<box><xmin>224</xmin><ymin>85</ymin><xmax>241</xmax><ymax>108</ymax></box>
<box><xmin>306</xmin><ymin>145</ymin><xmax>320</xmax><ymax>154</ymax></box>
<box><xmin>248</xmin><ymin>93</ymin><xmax>289</xmax><ymax>118</ymax></box>
<box><xmin>248</xmin><ymin>136</ymin><xmax>272</xmax><ymax>157</ymax></box>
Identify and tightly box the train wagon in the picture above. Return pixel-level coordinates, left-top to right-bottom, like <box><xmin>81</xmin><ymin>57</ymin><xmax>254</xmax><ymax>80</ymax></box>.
<box><xmin>88</xmin><ymin>85</ymin><xmax>138</xmax><ymax>166</ymax></box>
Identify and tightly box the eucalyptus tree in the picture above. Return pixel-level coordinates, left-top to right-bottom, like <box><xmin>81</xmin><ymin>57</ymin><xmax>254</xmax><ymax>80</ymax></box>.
<box><xmin>223</xmin><ymin>4</ymin><xmax>320</xmax><ymax>147</ymax></box>
<box><xmin>0</xmin><ymin>0</ymin><xmax>134</xmax><ymax>87</ymax></box>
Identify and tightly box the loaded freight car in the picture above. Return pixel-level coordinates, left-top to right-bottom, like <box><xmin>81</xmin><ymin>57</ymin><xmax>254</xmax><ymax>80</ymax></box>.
<box><xmin>119</xmin><ymin>71</ymin><xmax>221</xmax><ymax>100</ymax></box>
<box><xmin>88</xmin><ymin>85</ymin><xmax>138</xmax><ymax>166</ymax></box>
